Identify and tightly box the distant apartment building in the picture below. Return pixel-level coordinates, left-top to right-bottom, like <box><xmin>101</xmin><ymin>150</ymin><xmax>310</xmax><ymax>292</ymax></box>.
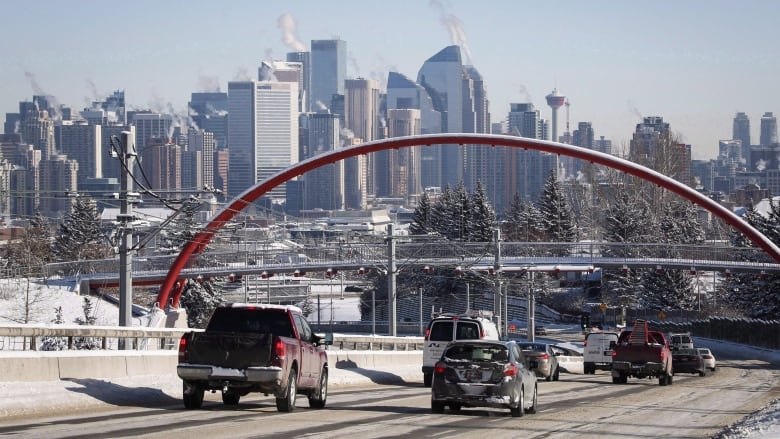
<box><xmin>227</xmin><ymin>80</ymin><xmax>299</xmax><ymax>203</ymax></box>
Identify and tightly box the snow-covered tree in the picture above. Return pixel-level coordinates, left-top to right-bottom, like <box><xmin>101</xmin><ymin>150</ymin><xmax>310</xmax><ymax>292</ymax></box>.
<box><xmin>74</xmin><ymin>297</ymin><xmax>100</xmax><ymax>350</ymax></box>
<box><xmin>4</xmin><ymin>211</ymin><xmax>53</xmax><ymax>277</ymax></box>
<box><xmin>468</xmin><ymin>181</ymin><xmax>496</xmax><ymax>242</ymax></box>
<box><xmin>180</xmin><ymin>278</ymin><xmax>224</xmax><ymax>328</ymax></box>
<box><xmin>409</xmin><ymin>191</ymin><xmax>433</xmax><ymax>236</ymax></box>
<box><xmin>157</xmin><ymin>203</ymin><xmax>200</xmax><ymax>254</ymax></box>
<box><xmin>40</xmin><ymin>306</ymin><xmax>67</xmax><ymax>351</ymax></box>
<box><xmin>538</xmin><ymin>171</ymin><xmax>577</xmax><ymax>252</ymax></box>
<box><xmin>52</xmin><ymin>197</ymin><xmax>111</xmax><ymax>271</ymax></box>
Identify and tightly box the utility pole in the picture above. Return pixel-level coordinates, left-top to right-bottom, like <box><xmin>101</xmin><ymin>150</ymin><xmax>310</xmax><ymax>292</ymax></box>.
<box><xmin>118</xmin><ymin>132</ymin><xmax>136</xmax><ymax>347</ymax></box>
<box><xmin>387</xmin><ymin>224</ymin><xmax>397</xmax><ymax>336</ymax></box>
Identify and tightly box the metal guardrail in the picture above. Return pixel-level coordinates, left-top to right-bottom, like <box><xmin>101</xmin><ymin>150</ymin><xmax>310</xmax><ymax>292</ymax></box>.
<box><xmin>0</xmin><ymin>324</ymin><xmax>423</xmax><ymax>352</ymax></box>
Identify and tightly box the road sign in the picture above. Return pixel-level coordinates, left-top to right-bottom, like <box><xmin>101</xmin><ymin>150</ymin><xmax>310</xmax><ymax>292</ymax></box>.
<box><xmin>600</xmin><ymin>303</ymin><xmax>607</xmax><ymax>312</ymax></box>
<box><xmin>658</xmin><ymin>311</ymin><xmax>667</xmax><ymax>320</ymax></box>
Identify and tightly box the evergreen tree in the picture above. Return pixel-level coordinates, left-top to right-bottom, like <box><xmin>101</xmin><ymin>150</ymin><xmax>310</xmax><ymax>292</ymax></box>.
<box><xmin>40</xmin><ymin>306</ymin><xmax>66</xmax><ymax>351</ymax></box>
<box><xmin>430</xmin><ymin>185</ymin><xmax>454</xmax><ymax>238</ymax></box>
<box><xmin>52</xmin><ymin>197</ymin><xmax>111</xmax><ymax>271</ymax></box>
<box><xmin>468</xmin><ymin>181</ymin><xmax>496</xmax><ymax>242</ymax></box>
<box><xmin>74</xmin><ymin>297</ymin><xmax>100</xmax><ymax>350</ymax></box>
<box><xmin>452</xmin><ymin>182</ymin><xmax>471</xmax><ymax>241</ymax></box>
<box><xmin>538</xmin><ymin>171</ymin><xmax>577</xmax><ymax>253</ymax></box>
<box><xmin>180</xmin><ymin>278</ymin><xmax>224</xmax><ymax>328</ymax></box>
<box><xmin>409</xmin><ymin>191</ymin><xmax>433</xmax><ymax>235</ymax></box>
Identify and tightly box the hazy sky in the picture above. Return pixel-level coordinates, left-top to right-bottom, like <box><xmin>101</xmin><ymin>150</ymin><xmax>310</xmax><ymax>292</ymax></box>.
<box><xmin>1</xmin><ymin>0</ymin><xmax>778</xmax><ymax>159</ymax></box>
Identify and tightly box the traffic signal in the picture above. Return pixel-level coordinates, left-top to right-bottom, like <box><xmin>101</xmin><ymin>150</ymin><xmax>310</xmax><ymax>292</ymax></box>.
<box><xmin>581</xmin><ymin>315</ymin><xmax>590</xmax><ymax>329</ymax></box>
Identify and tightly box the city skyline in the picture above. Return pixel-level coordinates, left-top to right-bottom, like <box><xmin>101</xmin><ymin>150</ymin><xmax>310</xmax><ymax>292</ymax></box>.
<box><xmin>1</xmin><ymin>1</ymin><xmax>779</xmax><ymax>160</ymax></box>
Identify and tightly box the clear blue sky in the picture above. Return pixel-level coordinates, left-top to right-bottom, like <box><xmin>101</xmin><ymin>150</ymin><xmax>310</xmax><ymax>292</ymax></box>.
<box><xmin>1</xmin><ymin>0</ymin><xmax>778</xmax><ymax>160</ymax></box>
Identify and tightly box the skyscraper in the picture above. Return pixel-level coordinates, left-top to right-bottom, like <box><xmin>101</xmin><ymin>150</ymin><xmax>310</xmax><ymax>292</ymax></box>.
<box><xmin>189</xmin><ymin>92</ymin><xmax>228</xmax><ymax>149</ymax></box>
<box><xmin>58</xmin><ymin>120</ymin><xmax>102</xmax><ymax>185</ymax></box>
<box><xmin>503</xmin><ymin>103</ymin><xmax>554</xmax><ymax>206</ymax></box>
<box><xmin>345</xmin><ymin>78</ymin><xmax>380</xmax><ymax>205</ymax></box>
<box><xmin>733</xmin><ymin>112</ymin><xmax>751</xmax><ymax>162</ymax></box>
<box><xmin>227</xmin><ymin>80</ymin><xmax>299</xmax><ymax>202</ymax></box>
<box><xmin>386</xmin><ymin>71</ymin><xmax>442</xmax><ymax>190</ymax></box>
<box><xmin>302</xmin><ymin>112</ymin><xmax>343</xmax><ymax>211</ymax></box>
<box><xmin>417</xmin><ymin>45</ymin><xmax>477</xmax><ymax>188</ymax></box>
<box><xmin>387</xmin><ymin>108</ymin><xmax>422</xmax><ymax>201</ymax></box>
<box><xmin>760</xmin><ymin>112</ymin><xmax>778</xmax><ymax>146</ymax></box>
<box><xmin>287</xmin><ymin>51</ymin><xmax>311</xmax><ymax>113</ymax></box>
<box><xmin>311</xmin><ymin>39</ymin><xmax>346</xmax><ymax>111</ymax></box>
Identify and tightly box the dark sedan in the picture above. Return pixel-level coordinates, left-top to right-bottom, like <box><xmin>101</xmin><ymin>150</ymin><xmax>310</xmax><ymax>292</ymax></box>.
<box><xmin>431</xmin><ymin>340</ymin><xmax>538</xmax><ymax>417</ymax></box>
<box><xmin>672</xmin><ymin>348</ymin><xmax>707</xmax><ymax>377</ymax></box>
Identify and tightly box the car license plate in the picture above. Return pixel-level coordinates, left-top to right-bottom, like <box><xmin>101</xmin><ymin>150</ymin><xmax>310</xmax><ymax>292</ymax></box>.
<box><xmin>465</xmin><ymin>369</ymin><xmax>482</xmax><ymax>381</ymax></box>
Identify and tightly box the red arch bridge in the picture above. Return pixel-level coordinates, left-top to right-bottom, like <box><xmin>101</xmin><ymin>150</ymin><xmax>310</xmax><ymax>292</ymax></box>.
<box><xmin>87</xmin><ymin>133</ymin><xmax>780</xmax><ymax>328</ymax></box>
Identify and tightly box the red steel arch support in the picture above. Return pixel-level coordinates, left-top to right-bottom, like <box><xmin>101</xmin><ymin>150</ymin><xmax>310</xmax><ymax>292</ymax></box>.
<box><xmin>156</xmin><ymin>134</ymin><xmax>780</xmax><ymax>308</ymax></box>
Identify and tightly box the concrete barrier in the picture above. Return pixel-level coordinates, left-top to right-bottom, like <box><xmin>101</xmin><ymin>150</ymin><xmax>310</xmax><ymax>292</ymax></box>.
<box><xmin>0</xmin><ymin>349</ymin><xmax>421</xmax><ymax>382</ymax></box>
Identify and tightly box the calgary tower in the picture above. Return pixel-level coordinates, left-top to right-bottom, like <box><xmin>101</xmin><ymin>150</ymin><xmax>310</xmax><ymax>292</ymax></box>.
<box><xmin>546</xmin><ymin>88</ymin><xmax>566</xmax><ymax>143</ymax></box>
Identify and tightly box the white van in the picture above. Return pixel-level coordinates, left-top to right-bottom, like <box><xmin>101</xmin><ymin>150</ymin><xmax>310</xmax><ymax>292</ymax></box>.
<box><xmin>583</xmin><ymin>331</ymin><xmax>619</xmax><ymax>374</ymax></box>
<box><xmin>422</xmin><ymin>312</ymin><xmax>500</xmax><ymax>387</ymax></box>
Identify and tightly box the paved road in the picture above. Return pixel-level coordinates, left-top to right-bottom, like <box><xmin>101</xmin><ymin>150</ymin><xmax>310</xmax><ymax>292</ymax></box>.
<box><xmin>1</xmin><ymin>352</ymin><xmax>777</xmax><ymax>438</ymax></box>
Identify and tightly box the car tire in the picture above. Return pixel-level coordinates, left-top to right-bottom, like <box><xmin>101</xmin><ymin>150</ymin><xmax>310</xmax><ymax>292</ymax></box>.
<box><xmin>423</xmin><ymin>372</ymin><xmax>433</xmax><ymax>388</ymax></box>
<box><xmin>449</xmin><ymin>403</ymin><xmax>461</xmax><ymax>412</ymax></box>
<box><xmin>276</xmin><ymin>369</ymin><xmax>297</xmax><ymax>412</ymax></box>
<box><xmin>699</xmin><ymin>369</ymin><xmax>706</xmax><ymax>377</ymax></box>
<box><xmin>308</xmin><ymin>368</ymin><xmax>328</xmax><ymax>409</ymax></box>
<box><xmin>182</xmin><ymin>381</ymin><xmax>205</xmax><ymax>410</ymax></box>
<box><xmin>222</xmin><ymin>392</ymin><xmax>240</xmax><ymax>405</ymax></box>
<box><xmin>510</xmin><ymin>388</ymin><xmax>524</xmax><ymax>418</ymax></box>
<box><xmin>553</xmin><ymin>366</ymin><xmax>560</xmax><ymax>381</ymax></box>
<box><xmin>525</xmin><ymin>384</ymin><xmax>538</xmax><ymax>414</ymax></box>
<box><xmin>431</xmin><ymin>400</ymin><xmax>445</xmax><ymax>414</ymax></box>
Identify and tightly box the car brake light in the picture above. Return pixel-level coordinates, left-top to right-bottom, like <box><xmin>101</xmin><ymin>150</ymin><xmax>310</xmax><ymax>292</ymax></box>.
<box><xmin>504</xmin><ymin>363</ymin><xmax>518</xmax><ymax>377</ymax></box>
<box><xmin>612</xmin><ymin>350</ymin><xmax>617</xmax><ymax>358</ymax></box>
<box><xmin>480</xmin><ymin>330</ymin><xmax>485</xmax><ymax>338</ymax></box>
<box><xmin>539</xmin><ymin>353</ymin><xmax>549</xmax><ymax>360</ymax></box>
<box><xmin>702</xmin><ymin>354</ymin><xmax>712</xmax><ymax>359</ymax></box>
<box><xmin>274</xmin><ymin>339</ymin><xmax>286</xmax><ymax>358</ymax></box>
<box><xmin>583</xmin><ymin>339</ymin><xmax>588</xmax><ymax>347</ymax></box>
<box><xmin>178</xmin><ymin>336</ymin><xmax>187</xmax><ymax>363</ymax></box>
<box><xmin>434</xmin><ymin>361</ymin><xmax>447</xmax><ymax>374</ymax></box>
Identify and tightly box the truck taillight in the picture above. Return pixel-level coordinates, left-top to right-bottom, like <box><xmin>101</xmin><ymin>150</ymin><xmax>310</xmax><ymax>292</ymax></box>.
<box><xmin>503</xmin><ymin>363</ymin><xmax>518</xmax><ymax>377</ymax></box>
<box><xmin>424</xmin><ymin>329</ymin><xmax>430</xmax><ymax>341</ymax></box>
<box><xmin>660</xmin><ymin>349</ymin><xmax>666</xmax><ymax>361</ymax></box>
<box><xmin>275</xmin><ymin>339</ymin><xmax>286</xmax><ymax>358</ymax></box>
<box><xmin>583</xmin><ymin>339</ymin><xmax>588</xmax><ymax>347</ymax></box>
<box><xmin>178</xmin><ymin>336</ymin><xmax>187</xmax><ymax>363</ymax></box>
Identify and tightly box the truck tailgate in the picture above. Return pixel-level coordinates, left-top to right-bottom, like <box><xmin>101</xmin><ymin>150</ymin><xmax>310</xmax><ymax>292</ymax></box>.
<box><xmin>186</xmin><ymin>332</ymin><xmax>272</xmax><ymax>369</ymax></box>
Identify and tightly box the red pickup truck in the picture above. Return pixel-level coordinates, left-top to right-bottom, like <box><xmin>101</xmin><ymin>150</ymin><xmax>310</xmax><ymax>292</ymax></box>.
<box><xmin>611</xmin><ymin>319</ymin><xmax>673</xmax><ymax>385</ymax></box>
<box><xmin>177</xmin><ymin>303</ymin><xmax>329</xmax><ymax>411</ymax></box>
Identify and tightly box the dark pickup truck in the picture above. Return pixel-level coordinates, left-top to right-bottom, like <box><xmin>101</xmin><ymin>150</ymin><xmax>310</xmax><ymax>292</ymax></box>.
<box><xmin>611</xmin><ymin>319</ymin><xmax>673</xmax><ymax>385</ymax></box>
<box><xmin>177</xmin><ymin>303</ymin><xmax>329</xmax><ymax>411</ymax></box>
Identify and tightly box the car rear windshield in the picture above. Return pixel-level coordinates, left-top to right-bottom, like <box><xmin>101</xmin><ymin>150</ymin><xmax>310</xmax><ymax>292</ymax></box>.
<box><xmin>520</xmin><ymin>343</ymin><xmax>547</xmax><ymax>352</ymax></box>
<box><xmin>429</xmin><ymin>320</ymin><xmax>481</xmax><ymax>341</ymax></box>
<box><xmin>672</xmin><ymin>336</ymin><xmax>692</xmax><ymax>344</ymax></box>
<box><xmin>444</xmin><ymin>344</ymin><xmax>507</xmax><ymax>362</ymax></box>
<box><xmin>206</xmin><ymin>308</ymin><xmax>295</xmax><ymax>336</ymax></box>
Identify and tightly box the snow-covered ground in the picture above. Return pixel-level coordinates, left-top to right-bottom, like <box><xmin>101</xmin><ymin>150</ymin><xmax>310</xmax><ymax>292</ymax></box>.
<box><xmin>0</xmin><ymin>280</ymin><xmax>778</xmax><ymax>437</ymax></box>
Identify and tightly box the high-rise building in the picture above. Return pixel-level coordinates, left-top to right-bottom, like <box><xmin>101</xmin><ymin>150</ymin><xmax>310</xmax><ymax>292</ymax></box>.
<box><xmin>387</xmin><ymin>108</ymin><xmax>422</xmax><ymax>201</ymax></box>
<box><xmin>189</xmin><ymin>92</ymin><xmax>228</xmax><ymax>149</ymax></box>
<box><xmin>630</xmin><ymin>116</ymin><xmax>671</xmax><ymax>162</ymax></box>
<box><xmin>462</xmin><ymin>65</ymin><xmax>493</xmax><ymax>198</ymax></box>
<box><xmin>545</xmin><ymin>89</ymin><xmax>566</xmax><ymax>143</ymax></box>
<box><xmin>21</xmin><ymin>110</ymin><xmax>56</xmax><ymax>160</ymax></box>
<box><xmin>417</xmin><ymin>46</ymin><xmax>477</xmax><ymax>188</ymax></box>
<box><xmin>386</xmin><ymin>71</ymin><xmax>443</xmax><ymax>191</ymax></box>
<box><xmin>503</xmin><ymin>103</ymin><xmax>554</xmax><ymax>206</ymax></box>
<box><xmin>38</xmin><ymin>154</ymin><xmax>78</xmax><ymax>216</ymax></box>
<box><xmin>141</xmin><ymin>137</ymin><xmax>182</xmax><ymax>198</ymax></box>
<box><xmin>760</xmin><ymin>112</ymin><xmax>778</xmax><ymax>146</ymax></box>
<box><xmin>186</xmin><ymin>128</ymin><xmax>216</xmax><ymax>191</ymax></box>
<box><xmin>287</xmin><ymin>51</ymin><xmax>312</xmax><ymax>113</ymax></box>
<box><xmin>227</xmin><ymin>80</ymin><xmax>299</xmax><ymax>202</ymax></box>
<box><xmin>344</xmin><ymin>78</ymin><xmax>380</xmax><ymax>205</ymax></box>
<box><xmin>58</xmin><ymin>120</ymin><xmax>102</xmax><ymax>185</ymax></box>
<box><xmin>311</xmin><ymin>39</ymin><xmax>346</xmax><ymax>111</ymax></box>
<box><xmin>132</xmin><ymin>113</ymin><xmax>173</xmax><ymax>153</ymax></box>
<box><xmin>733</xmin><ymin>112</ymin><xmax>751</xmax><ymax>163</ymax></box>
<box><xmin>301</xmin><ymin>112</ymin><xmax>343</xmax><ymax>210</ymax></box>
